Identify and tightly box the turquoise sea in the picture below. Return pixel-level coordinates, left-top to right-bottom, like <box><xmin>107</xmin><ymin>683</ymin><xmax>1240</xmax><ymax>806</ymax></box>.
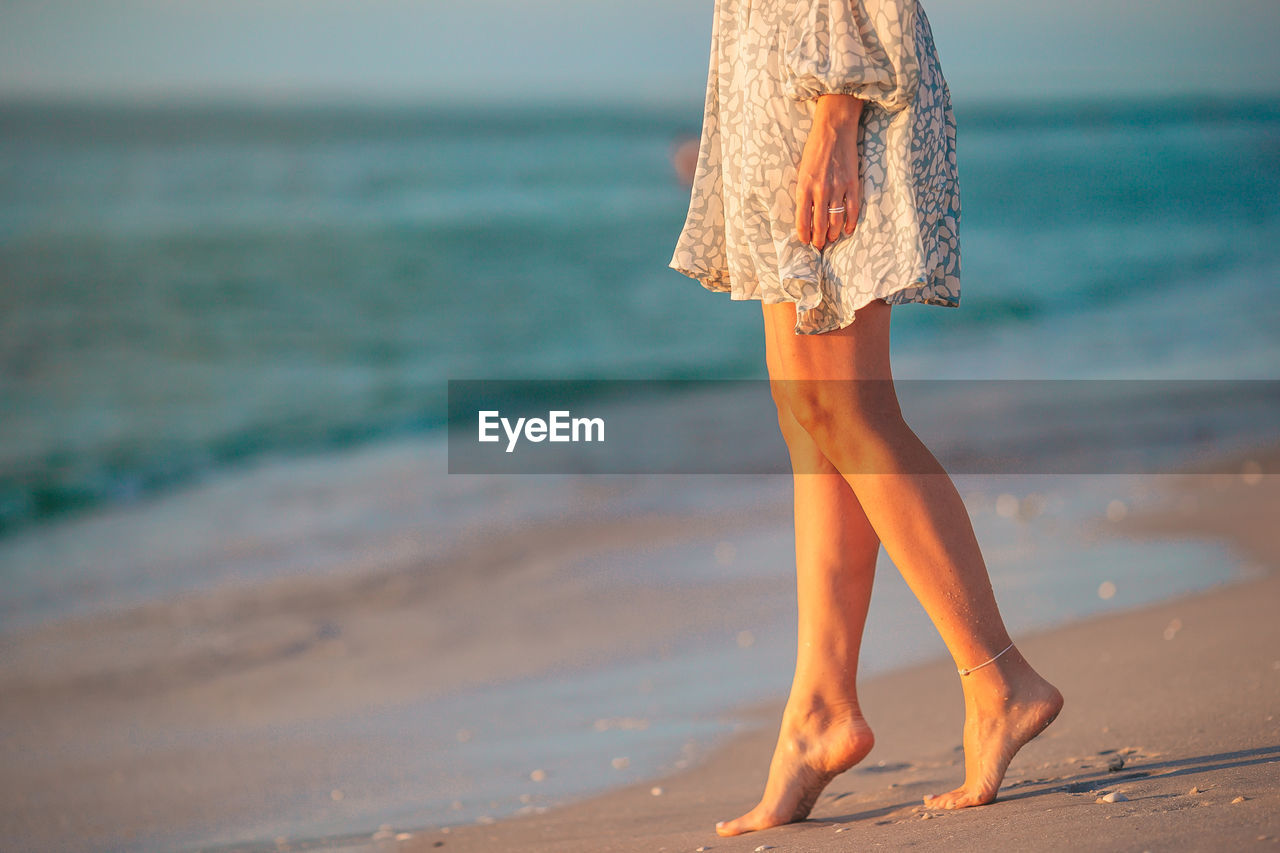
<box><xmin>2</xmin><ymin>95</ymin><xmax>1279</xmax><ymax>540</ymax></box>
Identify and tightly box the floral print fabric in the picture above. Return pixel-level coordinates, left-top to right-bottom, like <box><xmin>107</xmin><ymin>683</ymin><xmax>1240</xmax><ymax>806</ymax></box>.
<box><xmin>669</xmin><ymin>0</ymin><xmax>962</xmax><ymax>335</ymax></box>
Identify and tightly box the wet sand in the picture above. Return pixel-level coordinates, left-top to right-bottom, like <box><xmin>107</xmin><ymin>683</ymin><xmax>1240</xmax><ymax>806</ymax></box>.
<box><xmin>408</xmin><ymin>454</ymin><xmax>1280</xmax><ymax>853</ymax></box>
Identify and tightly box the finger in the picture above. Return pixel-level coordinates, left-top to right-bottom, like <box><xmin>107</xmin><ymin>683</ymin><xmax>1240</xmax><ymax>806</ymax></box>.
<box><xmin>812</xmin><ymin>193</ymin><xmax>828</xmax><ymax>249</ymax></box>
<box><xmin>814</xmin><ymin>188</ymin><xmax>834</xmax><ymax>247</ymax></box>
<box><xmin>795</xmin><ymin>186</ymin><xmax>813</xmax><ymax>245</ymax></box>
<box><xmin>826</xmin><ymin>193</ymin><xmax>845</xmax><ymax>244</ymax></box>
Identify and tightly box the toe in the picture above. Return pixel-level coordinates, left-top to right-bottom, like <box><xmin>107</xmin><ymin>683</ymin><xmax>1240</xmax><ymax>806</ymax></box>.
<box><xmin>933</xmin><ymin>787</ymin><xmax>997</xmax><ymax>810</ymax></box>
<box><xmin>717</xmin><ymin>803</ymin><xmax>788</xmax><ymax>836</ymax></box>
<box><xmin>924</xmin><ymin>788</ymin><xmax>963</xmax><ymax>809</ymax></box>
<box><xmin>715</xmin><ymin>814</ymin><xmax>755</xmax><ymax>837</ymax></box>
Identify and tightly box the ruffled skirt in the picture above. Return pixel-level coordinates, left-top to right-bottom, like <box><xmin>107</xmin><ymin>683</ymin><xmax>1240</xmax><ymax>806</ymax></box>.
<box><xmin>668</xmin><ymin>0</ymin><xmax>961</xmax><ymax>335</ymax></box>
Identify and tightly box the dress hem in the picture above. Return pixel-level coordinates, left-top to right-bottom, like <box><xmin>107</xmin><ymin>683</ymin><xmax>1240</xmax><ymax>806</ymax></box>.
<box><xmin>669</xmin><ymin>260</ymin><xmax>959</xmax><ymax>336</ymax></box>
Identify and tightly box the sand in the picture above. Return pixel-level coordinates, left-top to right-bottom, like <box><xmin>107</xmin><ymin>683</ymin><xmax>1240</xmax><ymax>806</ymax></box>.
<box><xmin>1</xmin><ymin>451</ymin><xmax>1277</xmax><ymax>851</ymax></box>
<box><xmin>407</xmin><ymin>459</ymin><xmax>1280</xmax><ymax>853</ymax></box>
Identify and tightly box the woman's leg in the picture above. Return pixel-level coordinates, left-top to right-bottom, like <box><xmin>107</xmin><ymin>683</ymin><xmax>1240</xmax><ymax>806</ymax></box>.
<box><xmin>759</xmin><ymin>298</ymin><xmax>1062</xmax><ymax>813</ymax></box>
<box><xmin>715</xmin><ymin>307</ymin><xmax>881</xmax><ymax>837</ymax></box>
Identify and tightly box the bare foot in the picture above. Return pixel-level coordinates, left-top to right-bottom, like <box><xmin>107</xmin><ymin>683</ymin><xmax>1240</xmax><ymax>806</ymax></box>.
<box><xmin>923</xmin><ymin>654</ymin><xmax>1063</xmax><ymax>810</ymax></box>
<box><xmin>716</xmin><ymin>701</ymin><xmax>874</xmax><ymax>836</ymax></box>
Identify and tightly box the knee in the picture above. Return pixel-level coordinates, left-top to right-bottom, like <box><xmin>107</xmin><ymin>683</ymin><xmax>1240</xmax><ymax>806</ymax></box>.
<box><xmin>775</xmin><ymin>379</ymin><xmax>906</xmax><ymax>455</ymax></box>
<box><xmin>769</xmin><ymin>383</ymin><xmax>810</xmax><ymax>446</ymax></box>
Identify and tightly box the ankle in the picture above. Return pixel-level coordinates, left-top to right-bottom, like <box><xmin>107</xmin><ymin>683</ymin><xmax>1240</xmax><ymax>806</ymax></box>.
<box><xmin>954</xmin><ymin>638</ymin><xmax>1018</xmax><ymax>676</ymax></box>
<box><xmin>783</xmin><ymin>694</ymin><xmax>868</xmax><ymax>730</ymax></box>
<box><xmin>962</xmin><ymin>652</ymin><xmax>1050</xmax><ymax>701</ymax></box>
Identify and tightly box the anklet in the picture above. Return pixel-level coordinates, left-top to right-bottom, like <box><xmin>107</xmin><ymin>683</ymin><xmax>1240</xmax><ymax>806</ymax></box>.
<box><xmin>957</xmin><ymin>641</ymin><xmax>1015</xmax><ymax>676</ymax></box>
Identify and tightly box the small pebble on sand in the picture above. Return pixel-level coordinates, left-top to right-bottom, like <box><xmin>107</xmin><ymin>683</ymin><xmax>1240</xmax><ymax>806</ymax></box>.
<box><xmin>1097</xmin><ymin>792</ymin><xmax>1128</xmax><ymax>803</ymax></box>
<box><xmin>1163</xmin><ymin>618</ymin><xmax>1183</xmax><ymax>641</ymax></box>
<box><xmin>1232</xmin><ymin>796</ymin><xmax>1247</xmax><ymax>804</ymax></box>
<box><xmin>696</xmin><ymin>847</ymin><xmax>711</xmax><ymax>852</ymax></box>
<box><xmin>612</xmin><ymin>756</ymin><xmax>631</xmax><ymax>770</ymax></box>
<box><xmin>530</xmin><ymin>769</ymin><xmax>547</xmax><ymax>782</ymax></box>
<box><xmin>650</xmin><ymin>786</ymin><xmax>664</xmax><ymax>796</ymax></box>
<box><xmin>754</xmin><ymin>846</ymin><xmax>775</xmax><ymax>852</ymax></box>
<box><xmin>1188</xmin><ymin>787</ymin><xmax>1201</xmax><ymax>795</ymax></box>
<box><xmin>396</xmin><ymin>833</ymin><xmax>412</xmax><ymax>841</ymax></box>
<box><xmin>1108</xmin><ymin>757</ymin><xmax>1125</xmax><ymax>772</ymax></box>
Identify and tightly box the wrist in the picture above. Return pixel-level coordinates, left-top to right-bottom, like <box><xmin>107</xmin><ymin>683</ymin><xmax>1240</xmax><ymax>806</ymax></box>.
<box><xmin>814</xmin><ymin>93</ymin><xmax>865</xmax><ymax>128</ymax></box>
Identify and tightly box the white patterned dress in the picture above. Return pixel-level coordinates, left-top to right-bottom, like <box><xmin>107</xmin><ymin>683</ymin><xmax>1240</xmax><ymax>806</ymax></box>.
<box><xmin>669</xmin><ymin>0</ymin><xmax>961</xmax><ymax>335</ymax></box>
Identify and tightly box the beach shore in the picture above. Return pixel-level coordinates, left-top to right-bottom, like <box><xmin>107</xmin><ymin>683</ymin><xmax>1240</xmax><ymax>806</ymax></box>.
<box><xmin>410</xmin><ymin>454</ymin><xmax>1280</xmax><ymax>853</ymax></box>
<box><xmin>0</xmin><ymin>447</ymin><xmax>1276</xmax><ymax>852</ymax></box>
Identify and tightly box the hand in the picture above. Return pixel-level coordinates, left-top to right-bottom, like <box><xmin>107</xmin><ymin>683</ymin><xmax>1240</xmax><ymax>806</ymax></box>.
<box><xmin>795</xmin><ymin>94</ymin><xmax>865</xmax><ymax>251</ymax></box>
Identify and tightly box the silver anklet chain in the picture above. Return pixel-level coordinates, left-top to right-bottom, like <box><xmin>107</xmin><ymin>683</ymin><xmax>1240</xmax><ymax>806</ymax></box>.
<box><xmin>957</xmin><ymin>641</ymin><xmax>1015</xmax><ymax>676</ymax></box>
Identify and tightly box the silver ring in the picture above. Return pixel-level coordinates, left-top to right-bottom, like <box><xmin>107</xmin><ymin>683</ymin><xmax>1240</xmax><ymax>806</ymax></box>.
<box><xmin>827</xmin><ymin>206</ymin><xmax>846</xmax><ymax>213</ymax></box>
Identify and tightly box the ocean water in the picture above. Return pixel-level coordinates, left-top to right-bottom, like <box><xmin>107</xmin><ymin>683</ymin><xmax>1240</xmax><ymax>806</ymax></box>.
<box><xmin>1</xmin><ymin>96</ymin><xmax>1279</xmax><ymax>540</ymax></box>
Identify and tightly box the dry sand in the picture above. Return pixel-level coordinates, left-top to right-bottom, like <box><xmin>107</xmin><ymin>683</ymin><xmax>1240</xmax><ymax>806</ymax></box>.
<box><xmin>406</xmin><ymin>459</ymin><xmax>1280</xmax><ymax>853</ymax></box>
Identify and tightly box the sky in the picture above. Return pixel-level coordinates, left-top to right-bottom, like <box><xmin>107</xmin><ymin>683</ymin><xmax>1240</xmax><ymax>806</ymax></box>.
<box><xmin>1</xmin><ymin>0</ymin><xmax>1278</xmax><ymax>105</ymax></box>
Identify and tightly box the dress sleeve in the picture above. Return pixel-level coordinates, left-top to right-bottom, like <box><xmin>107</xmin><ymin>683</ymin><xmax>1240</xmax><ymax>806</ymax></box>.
<box><xmin>782</xmin><ymin>0</ymin><xmax>921</xmax><ymax>112</ymax></box>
